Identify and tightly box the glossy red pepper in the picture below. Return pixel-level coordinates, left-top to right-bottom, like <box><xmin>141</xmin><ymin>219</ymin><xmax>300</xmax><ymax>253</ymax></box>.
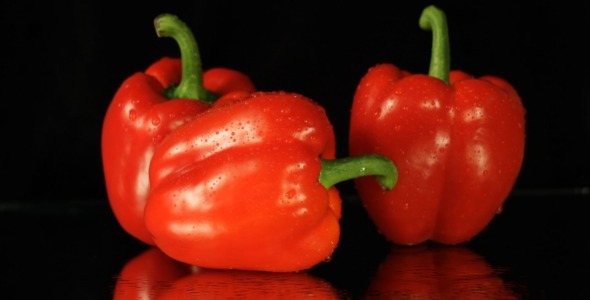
<box><xmin>102</xmin><ymin>14</ymin><xmax>256</xmax><ymax>245</ymax></box>
<box><xmin>349</xmin><ymin>5</ymin><xmax>526</xmax><ymax>245</ymax></box>
<box><xmin>145</xmin><ymin>91</ymin><xmax>397</xmax><ymax>272</ymax></box>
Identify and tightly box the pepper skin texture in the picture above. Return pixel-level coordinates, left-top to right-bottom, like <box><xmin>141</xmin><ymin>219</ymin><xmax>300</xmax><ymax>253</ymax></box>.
<box><xmin>101</xmin><ymin>57</ymin><xmax>255</xmax><ymax>245</ymax></box>
<box><xmin>145</xmin><ymin>91</ymin><xmax>342</xmax><ymax>272</ymax></box>
<box><xmin>349</xmin><ymin>65</ymin><xmax>525</xmax><ymax>246</ymax></box>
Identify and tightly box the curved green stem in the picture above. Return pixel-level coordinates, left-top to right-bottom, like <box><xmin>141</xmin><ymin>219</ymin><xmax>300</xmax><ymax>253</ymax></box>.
<box><xmin>419</xmin><ymin>5</ymin><xmax>451</xmax><ymax>85</ymax></box>
<box><xmin>154</xmin><ymin>14</ymin><xmax>217</xmax><ymax>103</ymax></box>
<box><xmin>319</xmin><ymin>155</ymin><xmax>398</xmax><ymax>190</ymax></box>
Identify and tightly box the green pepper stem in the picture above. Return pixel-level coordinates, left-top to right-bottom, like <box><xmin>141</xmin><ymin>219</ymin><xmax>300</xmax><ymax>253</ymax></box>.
<box><xmin>154</xmin><ymin>14</ymin><xmax>217</xmax><ymax>103</ymax></box>
<box><xmin>419</xmin><ymin>5</ymin><xmax>451</xmax><ymax>85</ymax></box>
<box><xmin>319</xmin><ymin>155</ymin><xmax>398</xmax><ymax>190</ymax></box>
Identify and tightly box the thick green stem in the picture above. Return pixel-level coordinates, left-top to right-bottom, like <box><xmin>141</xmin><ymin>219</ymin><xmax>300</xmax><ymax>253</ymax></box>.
<box><xmin>154</xmin><ymin>14</ymin><xmax>217</xmax><ymax>103</ymax></box>
<box><xmin>419</xmin><ymin>5</ymin><xmax>451</xmax><ymax>85</ymax></box>
<box><xmin>319</xmin><ymin>155</ymin><xmax>398</xmax><ymax>190</ymax></box>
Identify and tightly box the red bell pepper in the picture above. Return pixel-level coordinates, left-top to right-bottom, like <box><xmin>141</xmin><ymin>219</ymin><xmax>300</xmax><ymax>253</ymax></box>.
<box><xmin>102</xmin><ymin>14</ymin><xmax>256</xmax><ymax>245</ymax></box>
<box><xmin>349</xmin><ymin>5</ymin><xmax>526</xmax><ymax>245</ymax></box>
<box><xmin>145</xmin><ymin>91</ymin><xmax>397</xmax><ymax>272</ymax></box>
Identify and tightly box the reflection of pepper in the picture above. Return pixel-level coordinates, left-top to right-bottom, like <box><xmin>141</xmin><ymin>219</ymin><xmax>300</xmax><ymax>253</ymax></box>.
<box><xmin>113</xmin><ymin>247</ymin><xmax>342</xmax><ymax>299</ymax></box>
<box><xmin>146</xmin><ymin>91</ymin><xmax>397</xmax><ymax>272</ymax></box>
<box><xmin>349</xmin><ymin>5</ymin><xmax>526</xmax><ymax>245</ymax></box>
<box><xmin>102</xmin><ymin>14</ymin><xmax>255</xmax><ymax>244</ymax></box>
<box><xmin>113</xmin><ymin>247</ymin><xmax>192</xmax><ymax>299</ymax></box>
<box><xmin>365</xmin><ymin>244</ymin><xmax>520</xmax><ymax>299</ymax></box>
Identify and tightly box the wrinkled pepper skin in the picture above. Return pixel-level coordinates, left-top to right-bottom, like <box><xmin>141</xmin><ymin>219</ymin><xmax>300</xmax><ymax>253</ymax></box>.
<box><xmin>145</xmin><ymin>92</ymin><xmax>342</xmax><ymax>272</ymax></box>
<box><xmin>102</xmin><ymin>57</ymin><xmax>255</xmax><ymax>245</ymax></box>
<box><xmin>350</xmin><ymin>64</ymin><xmax>525</xmax><ymax>246</ymax></box>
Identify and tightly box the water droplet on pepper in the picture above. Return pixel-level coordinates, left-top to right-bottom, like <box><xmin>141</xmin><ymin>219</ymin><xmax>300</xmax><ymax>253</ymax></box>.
<box><xmin>152</xmin><ymin>117</ymin><xmax>161</xmax><ymax>126</ymax></box>
<box><xmin>285</xmin><ymin>189</ymin><xmax>296</xmax><ymax>199</ymax></box>
<box><xmin>128</xmin><ymin>109</ymin><xmax>137</xmax><ymax>121</ymax></box>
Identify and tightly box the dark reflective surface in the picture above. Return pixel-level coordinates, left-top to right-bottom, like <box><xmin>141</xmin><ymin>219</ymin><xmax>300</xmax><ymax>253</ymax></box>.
<box><xmin>364</xmin><ymin>244</ymin><xmax>520</xmax><ymax>299</ymax></box>
<box><xmin>2</xmin><ymin>191</ymin><xmax>589</xmax><ymax>299</ymax></box>
<box><xmin>113</xmin><ymin>247</ymin><xmax>342</xmax><ymax>299</ymax></box>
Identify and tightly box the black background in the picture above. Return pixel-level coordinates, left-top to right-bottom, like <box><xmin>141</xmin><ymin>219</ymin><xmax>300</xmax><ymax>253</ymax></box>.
<box><xmin>2</xmin><ymin>1</ymin><xmax>588</xmax><ymax>201</ymax></box>
<box><xmin>1</xmin><ymin>1</ymin><xmax>589</xmax><ymax>298</ymax></box>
